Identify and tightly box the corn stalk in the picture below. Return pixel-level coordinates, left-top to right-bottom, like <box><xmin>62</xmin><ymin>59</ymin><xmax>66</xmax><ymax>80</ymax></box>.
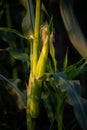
<box><xmin>26</xmin><ymin>0</ymin><xmax>50</xmax><ymax>130</ymax></box>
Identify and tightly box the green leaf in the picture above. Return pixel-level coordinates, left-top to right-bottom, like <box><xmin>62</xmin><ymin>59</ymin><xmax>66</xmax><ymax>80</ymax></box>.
<box><xmin>56</xmin><ymin>87</ymin><xmax>66</xmax><ymax>130</ymax></box>
<box><xmin>46</xmin><ymin>58</ymin><xmax>54</xmax><ymax>73</ymax></box>
<box><xmin>64</xmin><ymin>59</ymin><xmax>87</xmax><ymax>79</ymax></box>
<box><xmin>41</xmin><ymin>3</ymin><xmax>49</xmax><ymax>16</ymax></box>
<box><xmin>63</xmin><ymin>47</ymin><xmax>68</xmax><ymax>70</ymax></box>
<box><xmin>22</xmin><ymin>0</ymin><xmax>34</xmax><ymax>35</ymax></box>
<box><xmin>0</xmin><ymin>74</ymin><xmax>25</xmax><ymax>110</ymax></box>
<box><xmin>60</xmin><ymin>0</ymin><xmax>87</xmax><ymax>60</ymax></box>
<box><xmin>53</xmin><ymin>73</ymin><xmax>87</xmax><ymax>130</ymax></box>
<box><xmin>42</xmin><ymin>81</ymin><xmax>55</xmax><ymax>122</ymax></box>
<box><xmin>50</xmin><ymin>41</ymin><xmax>57</xmax><ymax>72</ymax></box>
<box><xmin>9</xmin><ymin>49</ymin><xmax>29</xmax><ymax>62</ymax></box>
<box><xmin>0</xmin><ymin>30</ymin><xmax>16</xmax><ymax>44</ymax></box>
<box><xmin>0</xmin><ymin>27</ymin><xmax>28</xmax><ymax>40</ymax></box>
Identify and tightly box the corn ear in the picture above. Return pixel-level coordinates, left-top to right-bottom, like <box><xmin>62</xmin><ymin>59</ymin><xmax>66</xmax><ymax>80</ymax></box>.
<box><xmin>36</xmin><ymin>35</ymin><xmax>49</xmax><ymax>78</ymax></box>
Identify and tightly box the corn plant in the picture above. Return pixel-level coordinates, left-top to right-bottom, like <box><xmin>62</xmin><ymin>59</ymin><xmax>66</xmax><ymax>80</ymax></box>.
<box><xmin>0</xmin><ymin>0</ymin><xmax>87</xmax><ymax>130</ymax></box>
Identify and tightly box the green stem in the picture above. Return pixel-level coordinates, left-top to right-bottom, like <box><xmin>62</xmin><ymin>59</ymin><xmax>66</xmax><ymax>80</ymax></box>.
<box><xmin>27</xmin><ymin>2</ymin><xmax>42</xmax><ymax>129</ymax></box>
<box><xmin>27</xmin><ymin>79</ymin><xmax>42</xmax><ymax>130</ymax></box>
<box><xmin>56</xmin><ymin>90</ymin><xmax>66</xmax><ymax>130</ymax></box>
<box><xmin>32</xmin><ymin>0</ymin><xmax>41</xmax><ymax>76</ymax></box>
<box><xmin>57</xmin><ymin>115</ymin><xmax>63</xmax><ymax>130</ymax></box>
<box><xmin>27</xmin><ymin>113</ymin><xmax>36</xmax><ymax>130</ymax></box>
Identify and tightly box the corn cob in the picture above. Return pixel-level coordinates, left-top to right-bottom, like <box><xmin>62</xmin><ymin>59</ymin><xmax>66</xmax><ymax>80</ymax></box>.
<box><xmin>36</xmin><ymin>25</ymin><xmax>49</xmax><ymax>78</ymax></box>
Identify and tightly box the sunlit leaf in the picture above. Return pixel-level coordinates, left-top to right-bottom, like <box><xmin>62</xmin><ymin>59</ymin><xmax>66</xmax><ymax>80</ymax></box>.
<box><xmin>64</xmin><ymin>59</ymin><xmax>87</xmax><ymax>79</ymax></box>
